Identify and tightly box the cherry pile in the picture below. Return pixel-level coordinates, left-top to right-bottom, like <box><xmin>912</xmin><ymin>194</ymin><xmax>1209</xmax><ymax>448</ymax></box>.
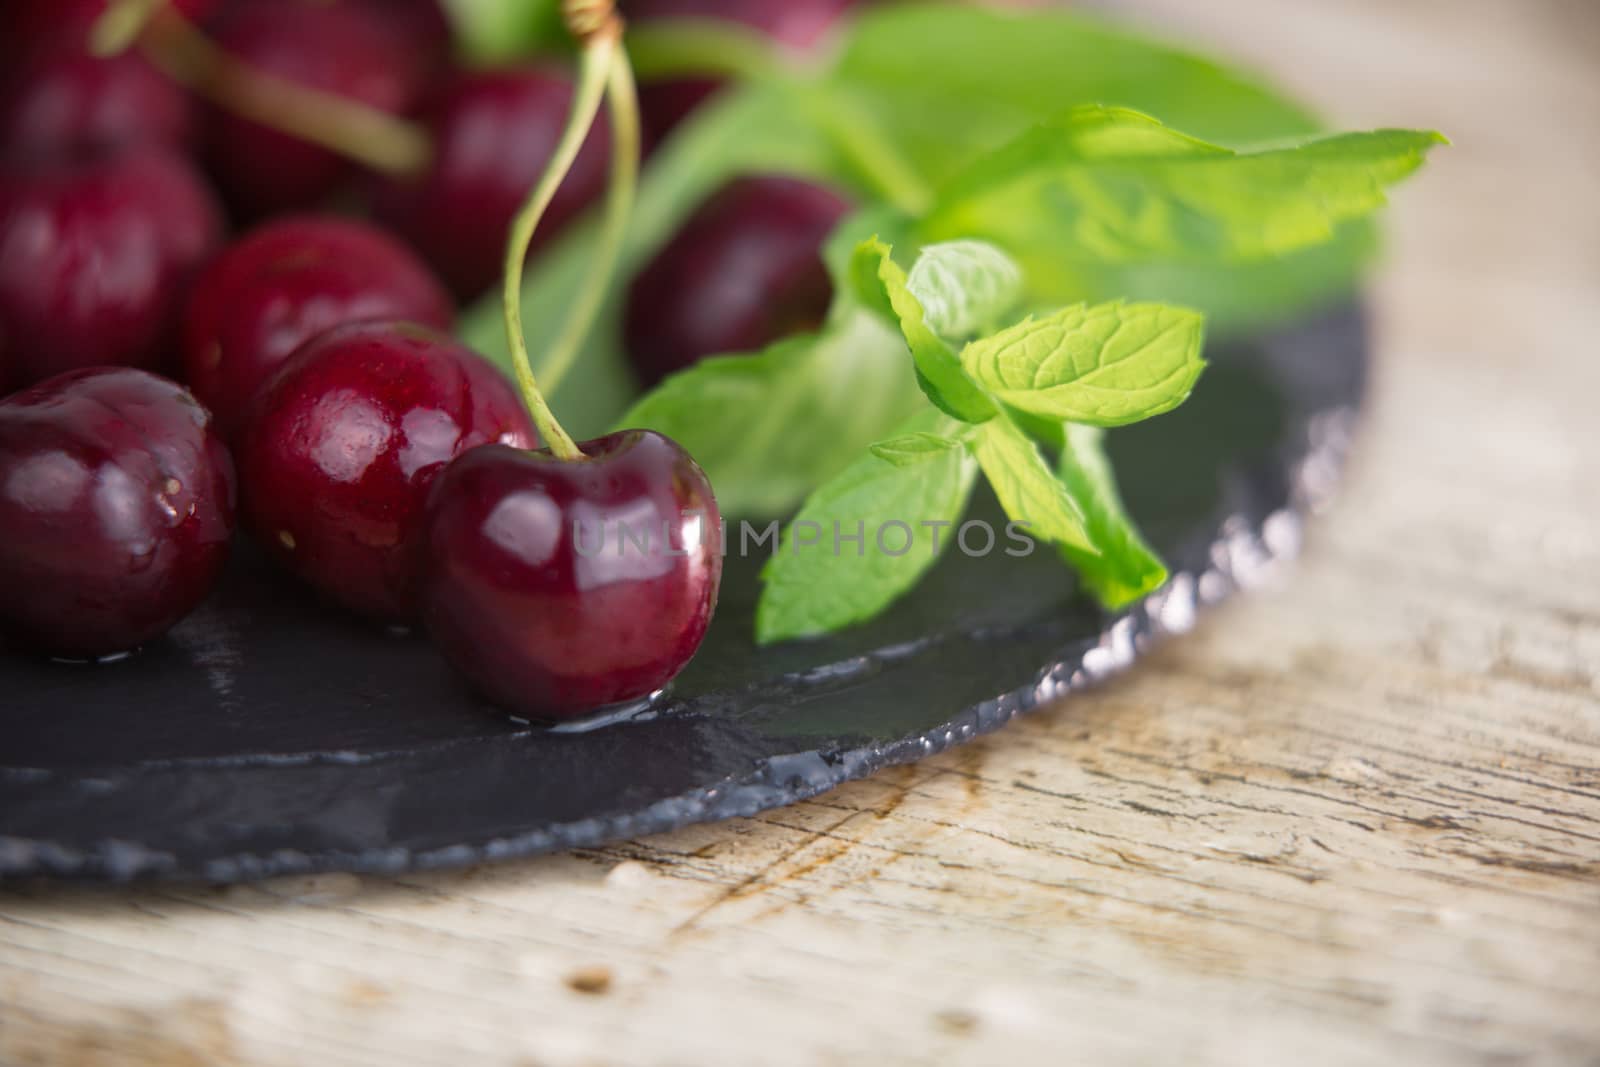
<box><xmin>0</xmin><ymin>0</ymin><xmax>853</xmax><ymax>720</ymax></box>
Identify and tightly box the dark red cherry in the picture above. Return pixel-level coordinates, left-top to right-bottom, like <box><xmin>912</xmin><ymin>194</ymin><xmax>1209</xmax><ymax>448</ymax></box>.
<box><xmin>205</xmin><ymin>1</ymin><xmax>430</xmax><ymax>218</ymax></box>
<box><xmin>238</xmin><ymin>321</ymin><xmax>536</xmax><ymax>621</ymax></box>
<box><xmin>0</xmin><ymin>50</ymin><xmax>193</xmax><ymax>158</ymax></box>
<box><xmin>419</xmin><ymin>431</ymin><xmax>722</xmax><ymax>721</ymax></box>
<box><xmin>0</xmin><ymin>148</ymin><xmax>224</xmax><ymax>389</ymax></box>
<box><xmin>624</xmin><ymin>174</ymin><xmax>850</xmax><ymax>384</ymax></box>
<box><xmin>371</xmin><ymin>67</ymin><xmax>612</xmax><ymax>300</ymax></box>
<box><xmin>0</xmin><ymin>367</ymin><xmax>235</xmax><ymax>658</ymax></box>
<box><xmin>0</xmin><ymin>0</ymin><xmax>216</xmax><ymax>60</ymax></box>
<box><xmin>624</xmin><ymin>0</ymin><xmax>858</xmax><ymax>142</ymax></box>
<box><xmin>182</xmin><ymin>215</ymin><xmax>454</xmax><ymax>442</ymax></box>
<box><xmin>349</xmin><ymin>0</ymin><xmax>453</xmax><ymax>84</ymax></box>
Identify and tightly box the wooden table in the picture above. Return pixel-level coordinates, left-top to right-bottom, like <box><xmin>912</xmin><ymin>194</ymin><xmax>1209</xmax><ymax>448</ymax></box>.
<box><xmin>4</xmin><ymin>2</ymin><xmax>1598</xmax><ymax>1064</ymax></box>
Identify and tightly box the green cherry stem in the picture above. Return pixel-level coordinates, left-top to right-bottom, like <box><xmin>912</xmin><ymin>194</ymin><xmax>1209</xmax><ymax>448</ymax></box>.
<box><xmin>500</xmin><ymin>19</ymin><xmax>619</xmax><ymax>462</ymax></box>
<box><xmin>538</xmin><ymin>46</ymin><xmax>642</xmax><ymax>398</ymax></box>
<box><xmin>132</xmin><ymin>3</ymin><xmax>431</xmax><ymax>176</ymax></box>
<box><xmin>88</xmin><ymin>0</ymin><xmax>162</xmax><ymax>55</ymax></box>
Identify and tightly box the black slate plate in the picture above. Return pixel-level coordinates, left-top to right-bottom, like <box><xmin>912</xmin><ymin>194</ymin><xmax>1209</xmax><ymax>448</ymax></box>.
<box><xmin>0</xmin><ymin>305</ymin><xmax>1367</xmax><ymax>883</ymax></box>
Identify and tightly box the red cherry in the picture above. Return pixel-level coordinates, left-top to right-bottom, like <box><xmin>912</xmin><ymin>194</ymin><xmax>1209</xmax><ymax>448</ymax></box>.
<box><xmin>370</xmin><ymin>67</ymin><xmax>612</xmax><ymax>300</ymax></box>
<box><xmin>204</xmin><ymin>1</ymin><xmax>430</xmax><ymax>217</ymax></box>
<box><xmin>238</xmin><ymin>321</ymin><xmax>536</xmax><ymax>621</ymax></box>
<box><xmin>0</xmin><ymin>148</ymin><xmax>224</xmax><ymax>389</ymax></box>
<box><xmin>182</xmin><ymin>215</ymin><xmax>454</xmax><ymax>441</ymax></box>
<box><xmin>624</xmin><ymin>175</ymin><xmax>850</xmax><ymax>384</ymax></box>
<box><xmin>0</xmin><ymin>0</ymin><xmax>216</xmax><ymax>61</ymax></box>
<box><xmin>419</xmin><ymin>431</ymin><xmax>723</xmax><ymax>720</ymax></box>
<box><xmin>0</xmin><ymin>367</ymin><xmax>235</xmax><ymax>658</ymax></box>
<box><xmin>0</xmin><ymin>50</ymin><xmax>193</xmax><ymax>158</ymax></box>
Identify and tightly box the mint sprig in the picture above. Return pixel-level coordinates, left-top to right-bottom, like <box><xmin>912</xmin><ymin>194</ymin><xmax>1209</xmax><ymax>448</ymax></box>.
<box><xmin>754</xmin><ymin>238</ymin><xmax>1199</xmax><ymax>639</ymax></box>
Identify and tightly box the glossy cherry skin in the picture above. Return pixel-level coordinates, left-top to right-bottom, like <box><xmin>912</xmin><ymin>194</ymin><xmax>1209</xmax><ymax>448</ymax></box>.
<box><xmin>238</xmin><ymin>321</ymin><xmax>536</xmax><ymax>621</ymax></box>
<box><xmin>625</xmin><ymin>0</ymin><xmax>858</xmax><ymax>142</ymax></box>
<box><xmin>624</xmin><ymin>174</ymin><xmax>850</xmax><ymax>384</ymax></box>
<box><xmin>0</xmin><ymin>148</ymin><xmax>225</xmax><ymax>389</ymax></box>
<box><xmin>419</xmin><ymin>431</ymin><xmax>723</xmax><ymax>721</ymax></box>
<box><xmin>0</xmin><ymin>367</ymin><xmax>235</xmax><ymax>658</ymax></box>
<box><xmin>371</xmin><ymin>67</ymin><xmax>612</xmax><ymax>300</ymax></box>
<box><xmin>0</xmin><ymin>50</ymin><xmax>193</xmax><ymax>158</ymax></box>
<box><xmin>205</xmin><ymin>1</ymin><xmax>429</xmax><ymax>218</ymax></box>
<box><xmin>182</xmin><ymin>215</ymin><xmax>454</xmax><ymax>442</ymax></box>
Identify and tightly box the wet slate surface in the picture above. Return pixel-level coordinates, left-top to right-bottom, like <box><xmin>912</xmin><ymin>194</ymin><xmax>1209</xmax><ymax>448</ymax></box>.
<box><xmin>0</xmin><ymin>305</ymin><xmax>1367</xmax><ymax>883</ymax></box>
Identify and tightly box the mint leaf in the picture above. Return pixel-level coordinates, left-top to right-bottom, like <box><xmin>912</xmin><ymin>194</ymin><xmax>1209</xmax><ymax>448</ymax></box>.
<box><xmin>830</xmin><ymin>5</ymin><xmax>1324</xmax><ymax>187</ymax></box>
<box><xmin>458</xmin><ymin>84</ymin><xmax>855</xmax><ymax>436</ymax></box>
<box><xmin>906</xmin><ymin>240</ymin><xmax>1023</xmax><ymax>341</ymax></box>
<box><xmin>851</xmin><ymin>238</ymin><xmax>996</xmax><ymax>423</ymax></box>
<box><xmin>961</xmin><ymin>302</ymin><xmax>1206</xmax><ymax>427</ymax></box>
<box><xmin>922</xmin><ymin>108</ymin><xmax>1444</xmax><ymax>283</ymax></box>
<box><xmin>1056</xmin><ymin>424</ymin><xmax>1167</xmax><ymax>608</ymax></box>
<box><xmin>969</xmin><ymin>415</ymin><xmax>1093</xmax><ymax>553</ymax></box>
<box><xmin>870</xmin><ymin>430</ymin><xmax>965</xmax><ymax>467</ymax></box>
<box><xmin>1094</xmin><ymin>220</ymin><xmax>1378</xmax><ymax>331</ymax></box>
<box><xmin>757</xmin><ymin>413</ymin><xmax>979</xmax><ymax>645</ymax></box>
<box><xmin>615</xmin><ymin>312</ymin><xmax>924</xmax><ymax>516</ymax></box>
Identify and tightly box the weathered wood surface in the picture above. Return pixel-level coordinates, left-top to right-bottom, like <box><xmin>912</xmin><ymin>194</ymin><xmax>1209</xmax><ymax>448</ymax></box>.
<box><xmin>3</xmin><ymin>2</ymin><xmax>1598</xmax><ymax>1064</ymax></box>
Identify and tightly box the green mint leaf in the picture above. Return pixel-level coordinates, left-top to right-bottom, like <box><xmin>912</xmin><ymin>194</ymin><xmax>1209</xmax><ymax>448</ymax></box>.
<box><xmin>828</xmin><ymin>206</ymin><xmax>914</xmax><ymax>321</ymax></box>
<box><xmin>922</xmin><ymin>107</ymin><xmax>1444</xmax><ymax>277</ymax></box>
<box><xmin>1056</xmin><ymin>424</ymin><xmax>1168</xmax><ymax>608</ymax></box>
<box><xmin>969</xmin><ymin>415</ymin><xmax>1093</xmax><ymax>553</ymax></box>
<box><xmin>869</xmin><ymin>430</ymin><xmax>966</xmax><ymax>467</ymax></box>
<box><xmin>961</xmin><ymin>302</ymin><xmax>1206</xmax><ymax>427</ymax></box>
<box><xmin>1093</xmin><ymin>220</ymin><xmax>1378</xmax><ymax>331</ymax></box>
<box><xmin>757</xmin><ymin>413</ymin><xmax>979</xmax><ymax>645</ymax></box>
<box><xmin>615</xmin><ymin>312</ymin><xmax>924</xmax><ymax>516</ymax></box>
<box><xmin>850</xmin><ymin>237</ymin><xmax>997</xmax><ymax>423</ymax></box>
<box><xmin>830</xmin><ymin>5</ymin><xmax>1324</xmax><ymax>188</ymax></box>
<box><xmin>906</xmin><ymin>240</ymin><xmax>1023</xmax><ymax>341</ymax></box>
<box><xmin>458</xmin><ymin>84</ymin><xmax>856</xmax><ymax>435</ymax></box>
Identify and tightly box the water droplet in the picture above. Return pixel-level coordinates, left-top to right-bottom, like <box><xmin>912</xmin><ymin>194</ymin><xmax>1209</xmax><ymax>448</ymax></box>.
<box><xmin>544</xmin><ymin>688</ymin><xmax>669</xmax><ymax>733</ymax></box>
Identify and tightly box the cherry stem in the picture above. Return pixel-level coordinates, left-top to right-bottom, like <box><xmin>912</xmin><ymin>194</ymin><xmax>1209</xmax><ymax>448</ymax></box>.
<box><xmin>135</xmin><ymin>4</ymin><xmax>431</xmax><ymax>176</ymax></box>
<box><xmin>539</xmin><ymin>48</ymin><xmax>642</xmax><ymax>398</ymax></box>
<box><xmin>501</xmin><ymin>23</ymin><xmax>620</xmax><ymax>462</ymax></box>
<box><xmin>88</xmin><ymin>0</ymin><xmax>161</xmax><ymax>56</ymax></box>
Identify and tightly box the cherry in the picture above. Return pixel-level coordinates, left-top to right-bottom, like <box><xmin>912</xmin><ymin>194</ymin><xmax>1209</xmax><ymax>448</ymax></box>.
<box><xmin>0</xmin><ymin>0</ymin><xmax>216</xmax><ymax>60</ymax></box>
<box><xmin>419</xmin><ymin>431</ymin><xmax>722</xmax><ymax>720</ymax></box>
<box><xmin>624</xmin><ymin>174</ymin><xmax>850</xmax><ymax>384</ymax></box>
<box><xmin>0</xmin><ymin>147</ymin><xmax>224</xmax><ymax>389</ymax></box>
<box><xmin>204</xmin><ymin>1</ymin><xmax>430</xmax><ymax>217</ymax></box>
<box><xmin>0</xmin><ymin>367</ymin><xmax>235</xmax><ymax>658</ymax></box>
<box><xmin>0</xmin><ymin>50</ymin><xmax>193</xmax><ymax>158</ymax></box>
<box><xmin>624</xmin><ymin>0</ymin><xmax>858</xmax><ymax>142</ymax></box>
<box><xmin>237</xmin><ymin>320</ymin><xmax>537</xmax><ymax>621</ymax></box>
<box><xmin>370</xmin><ymin>67</ymin><xmax>612</xmax><ymax>300</ymax></box>
<box><xmin>349</xmin><ymin>0</ymin><xmax>453</xmax><ymax>84</ymax></box>
<box><xmin>182</xmin><ymin>215</ymin><xmax>454</xmax><ymax>442</ymax></box>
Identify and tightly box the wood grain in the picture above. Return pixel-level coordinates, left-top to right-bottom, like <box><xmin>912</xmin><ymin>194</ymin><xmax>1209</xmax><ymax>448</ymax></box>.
<box><xmin>3</xmin><ymin>2</ymin><xmax>1598</xmax><ymax>1064</ymax></box>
